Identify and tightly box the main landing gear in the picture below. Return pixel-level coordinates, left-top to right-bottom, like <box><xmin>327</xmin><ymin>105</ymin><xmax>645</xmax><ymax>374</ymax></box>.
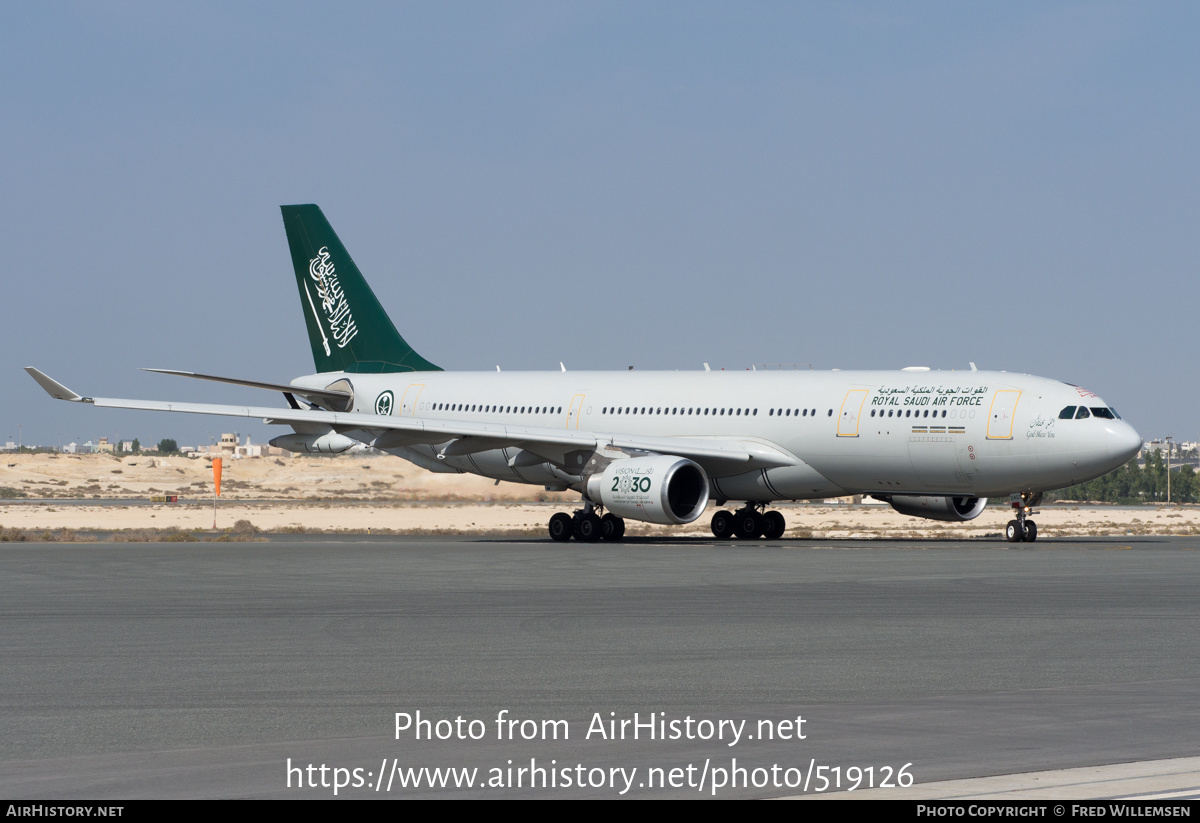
<box><xmin>548</xmin><ymin>504</ymin><xmax>625</xmax><ymax>543</ymax></box>
<box><xmin>710</xmin><ymin>503</ymin><xmax>786</xmax><ymax>540</ymax></box>
<box><xmin>1005</xmin><ymin>492</ymin><xmax>1041</xmax><ymax>543</ymax></box>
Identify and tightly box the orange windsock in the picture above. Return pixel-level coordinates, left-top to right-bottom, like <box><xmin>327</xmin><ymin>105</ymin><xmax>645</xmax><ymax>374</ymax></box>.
<box><xmin>212</xmin><ymin>458</ymin><xmax>222</xmax><ymax>497</ymax></box>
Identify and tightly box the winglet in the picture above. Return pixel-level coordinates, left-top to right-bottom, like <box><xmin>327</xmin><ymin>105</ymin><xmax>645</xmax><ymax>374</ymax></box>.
<box><xmin>24</xmin><ymin>367</ymin><xmax>85</xmax><ymax>402</ymax></box>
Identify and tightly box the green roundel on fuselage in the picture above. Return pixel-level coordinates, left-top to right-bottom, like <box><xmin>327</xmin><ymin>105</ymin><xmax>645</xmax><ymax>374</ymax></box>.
<box><xmin>281</xmin><ymin>204</ymin><xmax>442</xmax><ymax>375</ymax></box>
<box><xmin>374</xmin><ymin>390</ymin><xmax>395</xmax><ymax>416</ymax></box>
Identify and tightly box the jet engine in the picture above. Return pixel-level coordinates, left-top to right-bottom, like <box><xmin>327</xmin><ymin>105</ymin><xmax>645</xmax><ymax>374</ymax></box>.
<box><xmin>585</xmin><ymin>455</ymin><xmax>709</xmax><ymax>526</ymax></box>
<box><xmin>882</xmin><ymin>495</ymin><xmax>988</xmax><ymax>522</ymax></box>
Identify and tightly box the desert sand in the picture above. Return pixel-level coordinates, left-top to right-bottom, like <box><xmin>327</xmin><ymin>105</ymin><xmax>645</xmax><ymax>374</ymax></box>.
<box><xmin>1</xmin><ymin>452</ymin><xmax>1195</xmax><ymax>539</ymax></box>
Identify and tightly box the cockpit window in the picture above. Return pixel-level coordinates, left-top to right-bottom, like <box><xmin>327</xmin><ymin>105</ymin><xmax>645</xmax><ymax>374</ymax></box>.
<box><xmin>1075</xmin><ymin>407</ymin><xmax>1091</xmax><ymax>419</ymax></box>
<box><xmin>1059</xmin><ymin>406</ymin><xmax>1077</xmax><ymax>419</ymax></box>
<box><xmin>1109</xmin><ymin>407</ymin><xmax>1121</xmax><ymax>419</ymax></box>
<box><xmin>1090</xmin><ymin>407</ymin><xmax>1115</xmax><ymax>419</ymax></box>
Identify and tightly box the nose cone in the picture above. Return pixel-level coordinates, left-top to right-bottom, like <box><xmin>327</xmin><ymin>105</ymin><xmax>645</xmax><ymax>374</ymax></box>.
<box><xmin>1108</xmin><ymin>423</ymin><xmax>1143</xmax><ymax>464</ymax></box>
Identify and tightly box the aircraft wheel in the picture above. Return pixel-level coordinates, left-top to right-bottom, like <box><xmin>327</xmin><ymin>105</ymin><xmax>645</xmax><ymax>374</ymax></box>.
<box><xmin>575</xmin><ymin>512</ymin><xmax>603</xmax><ymax>543</ymax></box>
<box><xmin>1005</xmin><ymin>520</ymin><xmax>1025</xmax><ymax>543</ymax></box>
<box><xmin>601</xmin><ymin>513</ymin><xmax>625</xmax><ymax>542</ymax></box>
<box><xmin>1022</xmin><ymin>520</ymin><xmax>1037</xmax><ymax>542</ymax></box>
<box><xmin>711</xmin><ymin>510</ymin><xmax>735</xmax><ymax>540</ymax></box>
<box><xmin>734</xmin><ymin>510</ymin><xmax>763</xmax><ymax>540</ymax></box>
<box><xmin>549</xmin><ymin>512</ymin><xmax>574</xmax><ymax>542</ymax></box>
<box><xmin>761</xmin><ymin>510</ymin><xmax>786</xmax><ymax>540</ymax></box>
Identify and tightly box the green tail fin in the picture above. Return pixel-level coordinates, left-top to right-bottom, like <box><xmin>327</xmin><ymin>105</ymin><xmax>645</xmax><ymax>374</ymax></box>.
<box><xmin>281</xmin><ymin>204</ymin><xmax>441</xmax><ymax>374</ymax></box>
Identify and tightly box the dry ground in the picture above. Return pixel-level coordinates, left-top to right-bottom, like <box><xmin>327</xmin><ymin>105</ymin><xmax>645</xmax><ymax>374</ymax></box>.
<box><xmin>1</xmin><ymin>453</ymin><xmax>1196</xmax><ymax>539</ymax></box>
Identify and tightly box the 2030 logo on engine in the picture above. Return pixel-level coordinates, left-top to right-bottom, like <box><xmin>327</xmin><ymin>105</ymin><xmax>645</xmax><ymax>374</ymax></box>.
<box><xmin>612</xmin><ymin>474</ymin><xmax>653</xmax><ymax>494</ymax></box>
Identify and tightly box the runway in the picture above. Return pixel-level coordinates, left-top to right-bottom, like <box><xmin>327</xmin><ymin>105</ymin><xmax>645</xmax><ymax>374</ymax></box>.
<box><xmin>2</xmin><ymin>536</ymin><xmax>1198</xmax><ymax>798</ymax></box>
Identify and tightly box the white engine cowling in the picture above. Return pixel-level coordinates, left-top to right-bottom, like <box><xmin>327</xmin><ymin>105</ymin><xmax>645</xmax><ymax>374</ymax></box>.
<box><xmin>884</xmin><ymin>495</ymin><xmax>988</xmax><ymax>522</ymax></box>
<box><xmin>585</xmin><ymin>456</ymin><xmax>709</xmax><ymax>525</ymax></box>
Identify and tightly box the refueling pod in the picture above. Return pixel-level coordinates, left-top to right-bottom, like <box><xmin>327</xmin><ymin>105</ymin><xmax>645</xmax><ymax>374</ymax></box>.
<box><xmin>270</xmin><ymin>432</ymin><xmax>357</xmax><ymax>454</ymax></box>
<box><xmin>585</xmin><ymin>455</ymin><xmax>709</xmax><ymax>526</ymax></box>
<box><xmin>881</xmin><ymin>495</ymin><xmax>988</xmax><ymax>522</ymax></box>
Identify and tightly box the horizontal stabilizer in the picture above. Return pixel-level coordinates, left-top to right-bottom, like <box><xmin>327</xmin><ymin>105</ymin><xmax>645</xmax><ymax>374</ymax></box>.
<box><xmin>143</xmin><ymin>368</ymin><xmax>352</xmax><ymax>406</ymax></box>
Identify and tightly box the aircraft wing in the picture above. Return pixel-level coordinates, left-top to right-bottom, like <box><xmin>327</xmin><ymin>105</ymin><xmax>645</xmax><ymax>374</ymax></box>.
<box><xmin>25</xmin><ymin>368</ymin><xmax>797</xmax><ymax>474</ymax></box>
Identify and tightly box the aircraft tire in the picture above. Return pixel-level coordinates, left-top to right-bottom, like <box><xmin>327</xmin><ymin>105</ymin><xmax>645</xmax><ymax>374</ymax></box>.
<box><xmin>1022</xmin><ymin>520</ymin><xmax>1037</xmax><ymax>542</ymax></box>
<box><xmin>761</xmin><ymin>510</ymin><xmax>786</xmax><ymax>540</ymax></box>
<box><xmin>601</xmin><ymin>513</ymin><xmax>625</xmax><ymax>542</ymax></box>
<box><xmin>549</xmin><ymin>512</ymin><xmax>574</xmax><ymax>542</ymax></box>
<box><xmin>1005</xmin><ymin>520</ymin><xmax>1024</xmax><ymax>543</ymax></box>
<box><xmin>733</xmin><ymin>510</ymin><xmax>763</xmax><ymax>540</ymax></box>
<box><xmin>575</xmin><ymin>512</ymin><xmax>603</xmax><ymax>542</ymax></box>
<box><xmin>711</xmin><ymin>510</ymin><xmax>735</xmax><ymax>540</ymax></box>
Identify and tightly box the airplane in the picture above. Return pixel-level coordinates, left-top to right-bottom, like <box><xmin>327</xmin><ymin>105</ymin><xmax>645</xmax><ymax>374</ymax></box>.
<box><xmin>26</xmin><ymin>204</ymin><xmax>1143</xmax><ymax>544</ymax></box>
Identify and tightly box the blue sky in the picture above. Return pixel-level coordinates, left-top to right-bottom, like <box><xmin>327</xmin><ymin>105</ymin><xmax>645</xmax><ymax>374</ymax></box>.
<box><xmin>3</xmin><ymin>2</ymin><xmax>1197</xmax><ymax>448</ymax></box>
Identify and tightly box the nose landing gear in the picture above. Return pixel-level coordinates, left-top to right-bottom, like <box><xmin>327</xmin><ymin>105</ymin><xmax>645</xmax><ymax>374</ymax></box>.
<box><xmin>1005</xmin><ymin>492</ymin><xmax>1041</xmax><ymax>543</ymax></box>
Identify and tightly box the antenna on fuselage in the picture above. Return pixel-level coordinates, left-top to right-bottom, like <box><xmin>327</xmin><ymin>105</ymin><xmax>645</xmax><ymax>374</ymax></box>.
<box><xmin>560</xmin><ymin>362</ymin><xmax>566</xmax><ymax>372</ymax></box>
<box><xmin>969</xmin><ymin>362</ymin><xmax>978</xmax><ymax>372</ymax></box>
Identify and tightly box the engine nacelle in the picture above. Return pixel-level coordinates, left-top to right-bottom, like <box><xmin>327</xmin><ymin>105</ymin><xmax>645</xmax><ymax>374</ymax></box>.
<box><xmin>884</xmin><ymin>495</ymin><xmax>988</xmax><ymax>522</ymax></box>
<box><xmin>585</xmin><ymin>456</ymin><xmax>709</xmax><ymax>526</ymax></box>
<box><xmin>269</xmin><ymin>432</ymin><xmax>357</xmax><ymax>454</ymax></box>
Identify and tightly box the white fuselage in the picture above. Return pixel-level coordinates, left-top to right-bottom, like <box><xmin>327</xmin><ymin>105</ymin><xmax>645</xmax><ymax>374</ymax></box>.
<box><xmin>293</xmin><ymin>368</ymin><xmax>1142</xmax><ymax>502</ymax></box>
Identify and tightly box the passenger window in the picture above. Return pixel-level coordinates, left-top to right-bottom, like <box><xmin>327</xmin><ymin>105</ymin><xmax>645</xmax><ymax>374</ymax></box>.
<box><xmin>1059</xmin><ymin>406</ymin><xmax>1077</xmax><ymax>419</ymax></box>
<box><xmin>1075</xmin><ymin>407</ymin><xmax>1091</xmax><ymax>419</ymax></box>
